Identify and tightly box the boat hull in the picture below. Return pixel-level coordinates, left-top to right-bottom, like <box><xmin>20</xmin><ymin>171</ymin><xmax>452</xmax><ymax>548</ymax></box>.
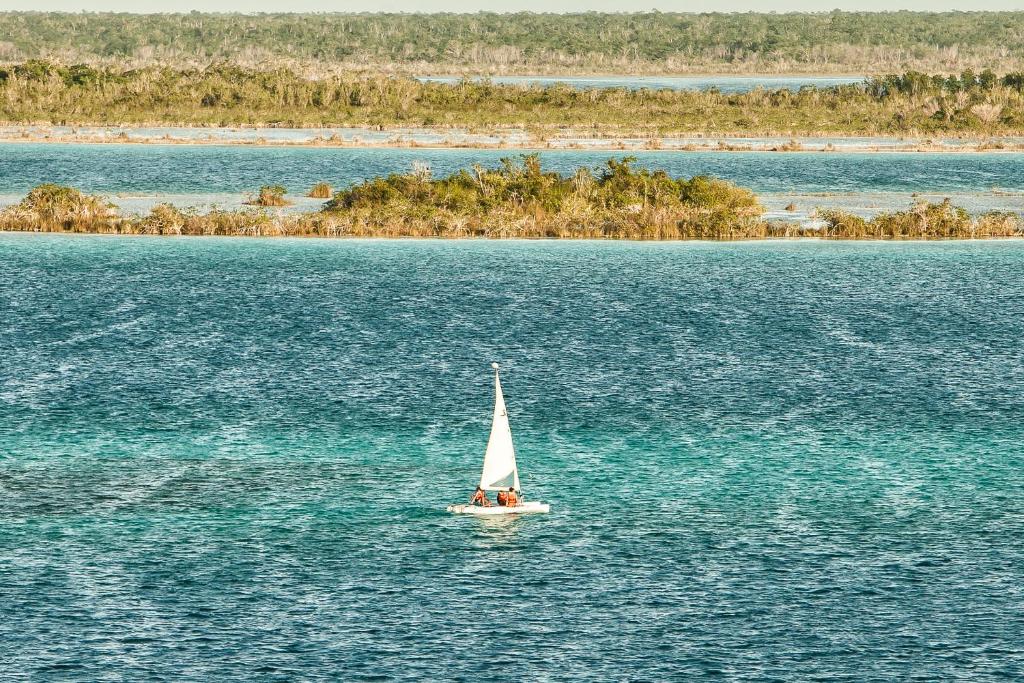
<box><xmin>447</xmin><ymin>501</ymin><xmax>550</xmax><ymax>515</ymax></box>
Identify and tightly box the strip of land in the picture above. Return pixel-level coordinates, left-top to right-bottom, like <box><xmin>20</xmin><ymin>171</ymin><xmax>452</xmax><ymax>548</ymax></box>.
<box><xmin>3</xmin><ymin>125</ymin><xmax>1024</xmax><ymax>153</ymax></box>
<box><xmin>2</xmin><ymin>158</ymin><xmax>1020</xmax><ymax>240</ymax></box>
<box><xmin>3</xmin><ymin>64</ymin><xmax>1024</xmax><ymax>141</ymax></box>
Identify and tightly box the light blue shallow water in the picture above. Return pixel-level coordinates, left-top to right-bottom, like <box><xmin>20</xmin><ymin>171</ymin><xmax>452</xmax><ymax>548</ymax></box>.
<box><xmin>2</xmin><ymin>235</ymin><xmax>1023</xmax><ymax>680</ymax></box>
<box><xmin>2</xmin><ymin>144</ymin><xmax>1024</xmax><ymax>197</ymax></box>
<box><xmin>417</xmin><ymin>75</ymin><xmax>864</xmax><ymax>92</ymax></box>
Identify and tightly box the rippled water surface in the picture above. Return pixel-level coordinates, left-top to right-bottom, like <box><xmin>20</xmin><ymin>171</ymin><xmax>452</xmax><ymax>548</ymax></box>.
<box><xmin>417</xmin><ymin>75</ymin><xmax>864</xmax><ymax>92</ymax></box>
<box><xmin>5</xmin><ymin>144</ymin><xmax>1024</xmax><ymax>221</ymax></box>
<box><xmin>2</xmin><ymin>236</ymin><xmax>1023</xmax><ymax>680</ymax></box>
<box><xmin>3</xmin><ymin>144</ymin><xmax>1024</xmax><ymax>196</ymax></box>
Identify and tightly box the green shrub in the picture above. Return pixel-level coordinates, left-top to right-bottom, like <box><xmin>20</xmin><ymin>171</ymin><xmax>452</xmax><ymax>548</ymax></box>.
<box><xmin>0</xmin><ymin>183</ymin><xmax>118</xmax><ymax>232</ymax></box>
<box><xmin>247</xmin><ymin>185</ymin><xmax>289</xmax><ymax>207</ymax></box>
<box><xmin>307</xmin><ymin>182</ymin><xmax>332</xmax><ymax>198</ymax></box>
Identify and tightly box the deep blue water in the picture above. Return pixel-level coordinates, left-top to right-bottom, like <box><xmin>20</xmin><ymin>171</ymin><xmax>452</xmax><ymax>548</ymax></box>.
<box><xmin>2</xmin><ymin>143</ymin><xmax>1024</xmax><ymax>197</ymax></box>
<box><xmin>2</xmin><ymin>236</ymin><xmax>1023</xmax><ymax>680</ymax></box>
<box><xmin>417</xmin><ymin>75</ymin><xmax>864</xmax><ymax>92</ymax></box>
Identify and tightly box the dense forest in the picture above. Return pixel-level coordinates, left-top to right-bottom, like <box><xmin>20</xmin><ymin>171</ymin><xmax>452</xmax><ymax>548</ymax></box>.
<box><xmin>3</xmin><ymin>62</ymin><xmax>1024</xmax><ymax>136</ymax></box>
<box><xmin>1</xmin><ymin>12</ymin><xmax>1023</xmax><ymax>74</ymax></box>
<box><xmin>1</xmin><ymin>158</ymin><xmax>1019</xmax><ymax>240</ymax></box>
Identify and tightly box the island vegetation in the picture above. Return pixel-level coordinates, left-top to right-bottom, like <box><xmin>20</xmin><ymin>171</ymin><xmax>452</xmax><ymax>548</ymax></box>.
<box><xmin>3</xmin><ymin>62</ymin><xmax>1024</xmax><ymax>137</ymax></box>
<box><xmin>1</xmin><ymin>12</ymin><xmax>1024</xmax><ymax>75</ymax></box>
<box><xmin>245</xmin><ymin>185</ymin><xmax>290</xmax><ymax>207</ymax></box>
<box><xmin>307</xmin><ymin>182</ymin><xmax>333</xmax><ymax>199</ymax></box>
<box><xmin>1</xmin><ymin>158</ymin><xmax>1020</xmax><ymax>240</ymax></box>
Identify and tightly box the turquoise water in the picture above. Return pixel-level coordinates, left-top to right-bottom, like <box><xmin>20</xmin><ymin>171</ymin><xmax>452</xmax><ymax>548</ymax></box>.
<box><xmin>417</xmin><ymin>75</ymin><xmax>864</xmax><ymax>92</ymax></box>
<box><xmin>2</xmin><ymin>235</ymin><xmax>1023</xmax><ymax>679</ymax></box>
<box><xmin>2</xmin><ymin>144</ymin><xmax>1024</xmax><ymax>196</ymax></box>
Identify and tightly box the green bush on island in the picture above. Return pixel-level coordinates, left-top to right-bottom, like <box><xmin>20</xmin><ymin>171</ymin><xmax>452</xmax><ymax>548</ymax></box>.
<box><xmin>246</xmin><ymin>185</ymin><xmax>290</xmax><ymax>207</ymax></box>
<box><xmin>0</xmin><ymin>183</ymin><xmax>117</xmax><ymax>232</ymax></box>
<box><xmin>4</xmin><ymin>62</ymin><xmax>1024</xmax><ymax>136</ymax></box>
<box><xmin>135</xmin><ymin>203</ymin><xmax>188</xmax><ymax>235</ymax></box>
<box><xmin>112</xmin><ymin>202</ymin><xmax>280</xmax><ymax>237</ymax></box>
<box><xmin>816</xmin><ymin>199</ymin><xmax>1022</xmax><ymax>239</ymax></box>
<box><xmin>322</xmin><ymin>155</ymin><xmax>764</xmax><ymax>238</ymax></box>
<box><xmin>307</xmin><ymin>182</ymin><xmax>333</xmax><ymax>199</ymax></box>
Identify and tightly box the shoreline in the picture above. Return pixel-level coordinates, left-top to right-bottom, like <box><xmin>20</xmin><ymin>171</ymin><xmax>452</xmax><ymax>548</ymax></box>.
<box><xmin>7</xmin><ymin>191</ymin><xmax>1023</xmax><ymax>226</ymax></box>
<box><xmin>3</xmin><ymin>128</ymin><xmax>1024</xmax><ymax>154</ymax></box>
<box><xmin>415</xmin><ymin>71</ymin><xmax>869</xmax><ymax>78</ymax></box>
<box><xmin>4</xmin><ymin>229</ymin><xmax>1023</xmax><ymax>243</ymax></box>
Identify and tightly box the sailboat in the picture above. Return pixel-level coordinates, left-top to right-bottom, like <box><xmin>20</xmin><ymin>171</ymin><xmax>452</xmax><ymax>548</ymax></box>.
<box><xmin>447</xmin><ymin>363</ymin><xmax>550</xmax><ymax>515</ymax></box>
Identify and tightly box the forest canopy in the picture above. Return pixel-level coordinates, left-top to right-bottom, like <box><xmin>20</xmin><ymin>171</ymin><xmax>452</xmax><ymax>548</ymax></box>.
<box><xmin>0</xmin><ymin>12</ymin><xmax>1023</xmax><ymax>74</ymax></box>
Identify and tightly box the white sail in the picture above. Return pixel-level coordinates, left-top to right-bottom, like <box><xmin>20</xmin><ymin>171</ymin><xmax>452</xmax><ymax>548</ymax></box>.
<box><xmin>478</xmin><ymin>364</ymin><xmax>521</xmax><ymax>492</ymax></box>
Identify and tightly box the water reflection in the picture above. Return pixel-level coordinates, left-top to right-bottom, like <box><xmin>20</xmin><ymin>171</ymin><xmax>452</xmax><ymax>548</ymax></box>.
<box><xmin>468</xmin><ymin>515</ymin><xmax>528</xmax><ymax>550</ymax></box>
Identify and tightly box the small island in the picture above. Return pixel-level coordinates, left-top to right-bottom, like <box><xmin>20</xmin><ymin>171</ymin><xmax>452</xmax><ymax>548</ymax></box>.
<box><xmin>1</xmin><ymin>156</ymin><xmax>1020</xmax><ymax>240</ymax></box>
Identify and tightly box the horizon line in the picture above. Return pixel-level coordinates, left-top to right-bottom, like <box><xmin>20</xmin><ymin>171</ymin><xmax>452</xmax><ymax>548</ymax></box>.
<box><xmin>4</xmin><ymin>8</ymin><xmax>1024</xmax><ymax>15</ymax></box>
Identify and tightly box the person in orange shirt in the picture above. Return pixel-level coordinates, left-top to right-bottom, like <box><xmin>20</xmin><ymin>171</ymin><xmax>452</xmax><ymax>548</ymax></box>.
<box><xmin>496</xmin><ymin>489</ymin><xmax>508</xmax><ymax>506</ymax></box>
<box><xmin>505</xmin><ymin>487</ymin><xmax>519</xmax><ymax>507</ymax></box>
<box><xmin>469</xmin><ymin>486</ymin><xmax>492</xmax><ymax>507</ymax></box>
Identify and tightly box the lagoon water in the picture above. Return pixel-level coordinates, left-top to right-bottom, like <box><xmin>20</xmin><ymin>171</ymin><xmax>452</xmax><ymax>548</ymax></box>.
<box><xmin>417</xmin><ymin>75</ymin><xmax>864</xmax><ymax>92</ymax></box>
<box><xmin>2</xmin><ymin>235</ymin><xmax>1023</xmax><ymax>679</ymax></box>
<box><xmin>3</xmin><ymin>144</ymin><xmax>1024</xmax><ymax>222</ymax></box>
<box><xmin>3</xmin><ymin>144</ymin><xmax>1024</xmax><ymax>196</ymax></box>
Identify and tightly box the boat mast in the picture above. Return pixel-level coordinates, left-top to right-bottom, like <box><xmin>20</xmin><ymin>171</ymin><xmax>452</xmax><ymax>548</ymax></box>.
<box><xmin>478</xmin><ymin>362</ymin><xmax>521</xmax><ymax>492</ymax></box>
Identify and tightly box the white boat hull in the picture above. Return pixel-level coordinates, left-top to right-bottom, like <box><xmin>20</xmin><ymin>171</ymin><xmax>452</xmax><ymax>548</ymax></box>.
<box><xmin>447</xmin><ymin>501</ymin><xmax>550</xmax><ymax>515</ymax></box>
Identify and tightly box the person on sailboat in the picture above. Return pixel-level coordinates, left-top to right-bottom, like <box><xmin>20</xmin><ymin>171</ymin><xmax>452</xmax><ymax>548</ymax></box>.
<box><xmin>469</xmin><ymin>486</ymin><xmax>492</xmax><ymax>507</ymax></box>
<box><xmin>496</xmin><ymin>489</ymin><xmax>508</xmax><ymax>506</ymax></box>
<box><xmin>505</xmin><ymin>487</ymin><xmax>519</xmax><ymax>507</ymax></box>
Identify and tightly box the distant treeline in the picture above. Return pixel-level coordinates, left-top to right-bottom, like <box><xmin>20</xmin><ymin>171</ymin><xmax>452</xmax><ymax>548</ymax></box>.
<box><xmin>3</xmin><ymin>62</ymin><xmax>1024</xmax><ymax>135</ymax></box>
<box><xmin>867</xmin><ymin>70</ymin><xmax>1024</xmax><ymax>96</ymax></box>
<box><xmin>1</xmin><ymin>12</ymin><xmax>1024</xmax><ymax>74</ymax></box>
<box><xmin>1</xmin><ymin>157</ymin><xmax>1020</xmax><ymax>240</ymax></box>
